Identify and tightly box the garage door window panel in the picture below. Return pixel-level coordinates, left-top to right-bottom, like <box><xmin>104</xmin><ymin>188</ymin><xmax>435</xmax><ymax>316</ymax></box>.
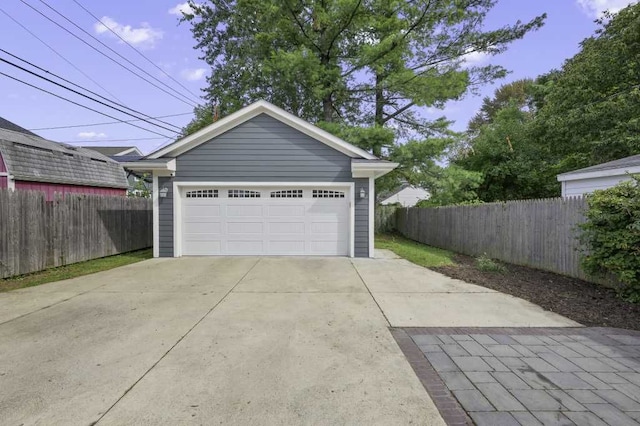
<box><xmin>229</xmin><ymin>189</ymin><xmax>261</xmax><ymax>198</ymax></box>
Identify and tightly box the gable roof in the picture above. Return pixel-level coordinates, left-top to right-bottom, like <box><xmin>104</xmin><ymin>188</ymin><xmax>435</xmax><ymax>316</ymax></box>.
<box><xmin>82</xmin><ymin>146</ymin><xmax>143</xmax><ymax>157</ymax></box>
<box><xmin>0</xmin><ymin>127</ymin><xmax>128</xmax><ymax>189</ymax></box>
<box><xmin>147</xmin><ymin>100</ymin><xmax>377</xmax><ymax>160</ymax></box>
<box><xmin>557</xmin><ymin>154</ymin><xmax>640</xmax><ymax>182</ymax></box>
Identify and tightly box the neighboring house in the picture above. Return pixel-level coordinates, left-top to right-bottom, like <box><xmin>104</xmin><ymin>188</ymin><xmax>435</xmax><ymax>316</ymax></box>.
<box><xmin>126</xmin><ymin>100</ymin><xmax>397</xmax><ymax>258</ymax></box>
<box><xmin>82</xmin><ymin>146</ymin><xmax>151</xmax><ymax>195</ymax></box>
<box><xmin>557</xmin><ymin>154</ymin><xmax>640</xmax><ymax>197</ymax></box>
<box><xmin>82</xmin><ymin>146</ymin><xmax>143</xmax><ymax>157</ymax></box>
<box><xmin>378</xmin><ymin>183</ymin><xmax>429</xmax><ymax>207</ymax></box>
<box><xmin>0</xmin><ymin>117</ymin><xmax>129</xmax><ymax>200</ymax></box>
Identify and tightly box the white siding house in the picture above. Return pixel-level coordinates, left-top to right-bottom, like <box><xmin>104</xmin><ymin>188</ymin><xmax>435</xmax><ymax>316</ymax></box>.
<box><xmin>557</xmin><ymin>154</ymin><xmax>640</xmax><ymax>197</ymax></box>
<box><xmin>379</xmin><ymin>184</ymin><xmax>430</xmax><ymax>207</ymax></box>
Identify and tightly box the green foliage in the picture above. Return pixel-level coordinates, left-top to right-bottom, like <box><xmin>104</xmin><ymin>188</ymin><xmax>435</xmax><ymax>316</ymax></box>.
<box><xmin>455</xmin><ymin>3</ymin><xmax>640</xmax><ymax>202</ymax></box>
<box><xmin>579</xmin><ymin>176</ymin><xmax>640</xmax><ymax>302</ymax></box>
<box><xmin>127</xmin><ymin>173</ymin><xmax>151</xmax><ymax>198</ymax></box>
<box><xmin>531</xmin><ymin>3</ymin><xmax>640</xmax><ymax>171</ymax></box>
<box><xmin>475</xmin><ymin>253</ymin><xmax>507</xmax><ymax>273</ymax></box>
<box><xmin>456</xmin><ymin>102</ymin><xmax>557</xmax><ymax>201</ymax></box>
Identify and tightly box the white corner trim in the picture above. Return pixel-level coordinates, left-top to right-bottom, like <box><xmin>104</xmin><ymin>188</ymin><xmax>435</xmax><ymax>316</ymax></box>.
<box><xmin>121</xmin><ymin>159</ymin><xmax>176</xmax><ymax>172</ymax></box>
<box><xmin>173</xmin><ymin>181</ymin><xmax>182</xmax><ymax>258</ymax></box>
<box><xmin>172</xmin><ymin>181</ymin><xmax>356</xmax><ymax>258</ymax></box>
<box><xmin>352</xmin><ymin>162</ymin><xmax>399</xmax><ymax>179</ymax></box>
<box><xmin>152</xmin><ymin>173</ymin><xmax>159</xmax><ymax>258</ymax></box>
<box><xmin>7</xmin><ymin>175</ymin><xmax>15</xmax><ymax>190</ymax></box>
<box><xmin>116</xmin><ymin>147</ymin><xmax>143</xmax><ymax>156</ymax></box>
<box><xmin>557</xmin><ymin>165</ymin><xmax>640</xmax><ymax>182</ymax></box>
<box><xmin>368</xmin><ymin>177</ymin><xmax>374</xmax><ymax>258</ymax></box>
<box><xmin>147</xmin><ymin>100</ymin><xmax>377</xmax><ymax>160</ymax></box>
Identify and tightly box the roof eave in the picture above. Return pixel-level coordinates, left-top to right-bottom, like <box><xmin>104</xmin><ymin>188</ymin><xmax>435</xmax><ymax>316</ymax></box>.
<box><xmin>351</xmin><ymin>161</ymin><xmax>399</xmax><ymax>179</ymax></box>
<box><xmin>121</xmin><ymin>159</ymin><xmax>177</xmax><ymax>172</ymax></box>
<box><xmin>557</xmin><ymin>166</ymin><xmax>640</xmax><ymax>182</ymax></box>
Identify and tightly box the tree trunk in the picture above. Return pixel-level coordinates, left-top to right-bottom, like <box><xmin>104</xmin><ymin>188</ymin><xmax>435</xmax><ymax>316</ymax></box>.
<box><xmin>323</xmin><ymin>95</ymin><xmax>334</xmax><ymax>122</ymax></box>
<box><xmin>372</xmin><ymin>71</ymin><xmax>384</xmax><ymax>157</ymax></box>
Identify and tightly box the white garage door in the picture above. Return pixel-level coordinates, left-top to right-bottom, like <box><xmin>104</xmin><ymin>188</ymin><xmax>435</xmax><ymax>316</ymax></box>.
<box><xmin>181</xmin><ymin>187</ymin><xmax>350</xmax><ymax>256</ymax></box>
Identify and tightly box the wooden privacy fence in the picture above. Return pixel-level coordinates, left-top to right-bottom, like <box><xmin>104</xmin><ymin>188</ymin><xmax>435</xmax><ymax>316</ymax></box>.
<box><xmin>0</xmin><ymin>189</ymin><xmax>152</xmax><ymax>279</ymax></box>
<box><xmin>396</xmin><ymin>197</ymin><xmax>593</xmax><ymax>281</ymax></box>
<box><xmin>375</xmin><ymin>205</ymin><xmax>398</xmax><ymax>233</ymax></box>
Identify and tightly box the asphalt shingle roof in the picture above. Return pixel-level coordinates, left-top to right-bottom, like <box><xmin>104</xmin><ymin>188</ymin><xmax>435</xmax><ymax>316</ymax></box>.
<box><xmin>0</xmin><ymin>126</ymin><xmax>128</xmax><ymax>189</ymax></box>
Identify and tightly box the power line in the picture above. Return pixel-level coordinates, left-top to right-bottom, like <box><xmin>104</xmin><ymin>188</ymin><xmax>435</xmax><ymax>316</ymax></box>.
<box><xmin>71</xmin><ymin>0</ymin><xmax>203</xmax><ymax>102</ymax></box>
<box><xmin>0</xmin><ymin>49</ymin><xmax>182</xmax><ymax>132</ymax></box>
<box><xmin>0</xmin><ymin>71</ymin><xmax>172</xmax><ymax>138</ymax></box>
<box><xmin>0</xmin><ymin>55</ymin><xmax>180</xmax><ymax>135</ymax></box>
<box><xmin>0</xmin><ymin>5</ymin><xmax>123</xmax><ymax>103</ymax></box>
<box><xmin>19</xmin><ymin>0</ymin><xmax>198</xmax><ymax>108</ymax></box>
<box><xmin>66</xmin><ymin>137</ymin><xmax>165</xmax><ymax>143</ymax></box>
<box><xmin>34</xmin><ymin>0</ymin><xmax>201</xmax><ymax>106</ymax></box>
<box><xmin>29</xmin><ymin>112</ymin><xmax>193</xmax><ymax>131</ymax></box>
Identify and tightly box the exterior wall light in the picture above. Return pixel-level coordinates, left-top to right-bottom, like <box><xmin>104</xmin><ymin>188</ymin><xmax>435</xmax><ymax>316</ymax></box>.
<box><xmin>159</xmin><ymin>186</ymin><xmax>169</xmax><ymax>198</ymax></box>
<box><xmin>360</xmin><ymin>188</ymin><xmax>366</xmax><ymax>199</ymax></box>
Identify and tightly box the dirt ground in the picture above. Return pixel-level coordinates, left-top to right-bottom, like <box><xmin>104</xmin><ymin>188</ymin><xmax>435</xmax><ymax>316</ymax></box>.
<box><xmin>433</xmin><ymin>254</ymin><xmax>640</xmax><ymax>331</ymax></box>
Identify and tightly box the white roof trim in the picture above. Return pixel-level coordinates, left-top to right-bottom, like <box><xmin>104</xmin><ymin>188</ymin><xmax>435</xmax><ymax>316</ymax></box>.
<box><xmin>116</xmin><ymin>147</ymin><xmax>143</xmax><ymax>156</ymax></box>
<box><xmin>557</xmin><ymin>166</ymin><xmax>640</xmax><ymax>182</ymax></box>
<box><xmin>351</xmin><ymin>161</ymin><xmax>399</xmax><ymax>179</ymax></box>
<box><xmin>147</xmin><ymin>100</ymin><xmax>377</xmax><ymax>160</ymax></box>
<box><xmin>121</xmin><ymin>159</ymin><xmax>176</xmax><ymax>172</ymax></box>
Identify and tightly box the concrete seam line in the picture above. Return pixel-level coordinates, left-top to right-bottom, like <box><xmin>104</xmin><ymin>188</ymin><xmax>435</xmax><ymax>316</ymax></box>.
<box><xmin>91</xmin><ymin>258</ymin><xmax>263</xmax><ymax>426</ymax></box>
<box><xmin>349</xmin><ymin>259</ymin><xmax>392</xmax><ymax>327</ymax></box>
<box><xmin>0</xmin><ymin>277</ymin><xmax>119</xmax><ymax>327</ymax></box>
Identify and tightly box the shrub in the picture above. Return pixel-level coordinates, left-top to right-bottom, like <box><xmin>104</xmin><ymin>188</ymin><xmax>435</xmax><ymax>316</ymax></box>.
<box><xmin>580</xmin><ymin>176</ymin><xmax>640</xmax><ymax>302</ymax></box>
<box><xmin>476</xmin><ymin>253</ymin><xmax>507</xmax><ymax>273</ymax></box>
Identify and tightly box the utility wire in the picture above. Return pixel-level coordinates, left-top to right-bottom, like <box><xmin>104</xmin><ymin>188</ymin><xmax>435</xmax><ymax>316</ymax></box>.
<box><xmin>71</xmin><ymin>0</ymin><xmax>202</xmax><ymax>102</ymax></box>
<box><xmin>0</xmin><ymin>71</ymin><xmax>172</xmax><ymax>138</ymax></box>
<box><xmin>29</xmin><ymin>112</ymin><xmax>193</xmax><ymax>131</ymax></box>
<box><xmin>66</xmin><ymin>137</ymin><xmax>165</xmax><ymax>143</ymax></box>
<box><xmin>19</xmin><ymin>0</ymin><xmax>198</xmax><ymax>107</ymax></box>
<box><xmin>0</xmin><ymin>56</ymin><xmax>180</xmax><ymax>135</ymax></box>
<box><xmin>0</xmin><ymin>5</ymin><xmax>123</xmax><ymax>103</ymax></box>
<box><xmin>34</xmin><ymin>0</ymin><xmax>200</xmax><ymax>106</ymax></box>
<box><xmin>0</xmin><ymin>49</ymin><xmax>182</xmax><ymax>132</ymax></box>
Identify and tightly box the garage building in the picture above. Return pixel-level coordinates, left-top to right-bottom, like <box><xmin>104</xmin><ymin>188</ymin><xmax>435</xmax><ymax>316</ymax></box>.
<box><xmin>126</xmin><ymin>101</ymin><xmax>397</xmax><ymax>258</ymax></box>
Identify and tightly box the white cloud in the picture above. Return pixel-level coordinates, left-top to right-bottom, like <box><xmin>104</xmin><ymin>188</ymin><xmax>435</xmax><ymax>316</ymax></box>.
<box><xmin>462</xmin><ymin>49</ymin><xmax>488</xmax><ymax>66</ymax></box>
<box><xmin>94</xmin><ymin>17</ymin><xmax>163</xmax><ymax>49</ymax></box>
<box><xmin>576</xmin><ymin>0</ymin><xmax>637</xmax><ymax>17</ymax></box>
<box><xmin>168</xmin><ymin>2</ymin><xmax>200</xmax><ymax>16</ymax></box>
<box><xmin>180</xmin><ymin>68</ymin><xmax>207</xmax><ymax>81</ymax></box>
<box><xmin>77</xmin><ymin>131</ymin><xmax>107</xmax><ymax>139</ymax></box>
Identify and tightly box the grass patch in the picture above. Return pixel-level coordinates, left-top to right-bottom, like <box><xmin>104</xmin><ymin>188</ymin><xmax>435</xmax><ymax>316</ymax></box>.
<box><xmin>0</xmin><ymin>249</ymin><xmax>152</xmax><ymax>293</ymax></box>
<box><xmin>475</xmin><ymin>253</ymin><xmax>507</xmax><ymax>273</ymax></box>
<box><xmin>375</xmin><ymin>233</ymin><xmax>454</xmax><ymax>268</ymax></box>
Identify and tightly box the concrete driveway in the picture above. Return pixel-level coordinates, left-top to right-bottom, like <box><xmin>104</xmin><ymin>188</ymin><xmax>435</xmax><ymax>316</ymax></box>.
<box><xmin>0</xmin><ymin>252</ymin><xmax>576</xmax><ymax>425</ymax></box>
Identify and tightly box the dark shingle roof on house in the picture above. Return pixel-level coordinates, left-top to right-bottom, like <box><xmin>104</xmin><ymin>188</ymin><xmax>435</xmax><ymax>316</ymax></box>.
<box><xmin>0</xmin><ymin>126</ymin><xmax>128</xmax><ymax>189</ymax></box>
<box><xmin>558</xmin><ymin>154</ymin><xmax>640</xmax><ymax>177</ymax></box>
<box><xmin>0</xmin><ymin>117</ymin><xmax>39</xmax><ymax>137</ymax></box>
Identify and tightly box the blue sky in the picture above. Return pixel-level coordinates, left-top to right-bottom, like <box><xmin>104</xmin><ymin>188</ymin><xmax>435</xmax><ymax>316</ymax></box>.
<box><xmin>0</xmin><ymin>0</ymin><xmax>636</xmax><ymax>154</ymax></box>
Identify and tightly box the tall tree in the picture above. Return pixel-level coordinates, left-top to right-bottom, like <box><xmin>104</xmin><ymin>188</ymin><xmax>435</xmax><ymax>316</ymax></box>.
<box><xmin>531</xmin><ymin>3</ymin><xmax>640</xmax><ymax>172</ymax></box>
<box><xmin>184</xmin><ymin>0</ymin><xmax>545</xmax><ymax>144</ymax></box>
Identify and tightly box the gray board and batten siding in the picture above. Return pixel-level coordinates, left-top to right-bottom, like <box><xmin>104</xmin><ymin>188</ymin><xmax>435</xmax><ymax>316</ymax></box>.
<box><xmin>157</xmin><ymin>113</ymin><xmax>370</xmax><ymax>257</ymax></box>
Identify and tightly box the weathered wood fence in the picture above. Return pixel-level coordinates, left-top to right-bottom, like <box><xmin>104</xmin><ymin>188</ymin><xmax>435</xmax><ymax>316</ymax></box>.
<box><xmin>375</xmin><ymin>205</ymin><xmax>398</xmax><ymax>233</ymax></box>
<box><xmin>0</xmin><ymin>190</ymin><xmax>152</xmax><ymax>279</ymax></box>
<box><xmin>396</xmin><ymin>197</ymin><xmax>593</xmax><ymax>281</ymax></box>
